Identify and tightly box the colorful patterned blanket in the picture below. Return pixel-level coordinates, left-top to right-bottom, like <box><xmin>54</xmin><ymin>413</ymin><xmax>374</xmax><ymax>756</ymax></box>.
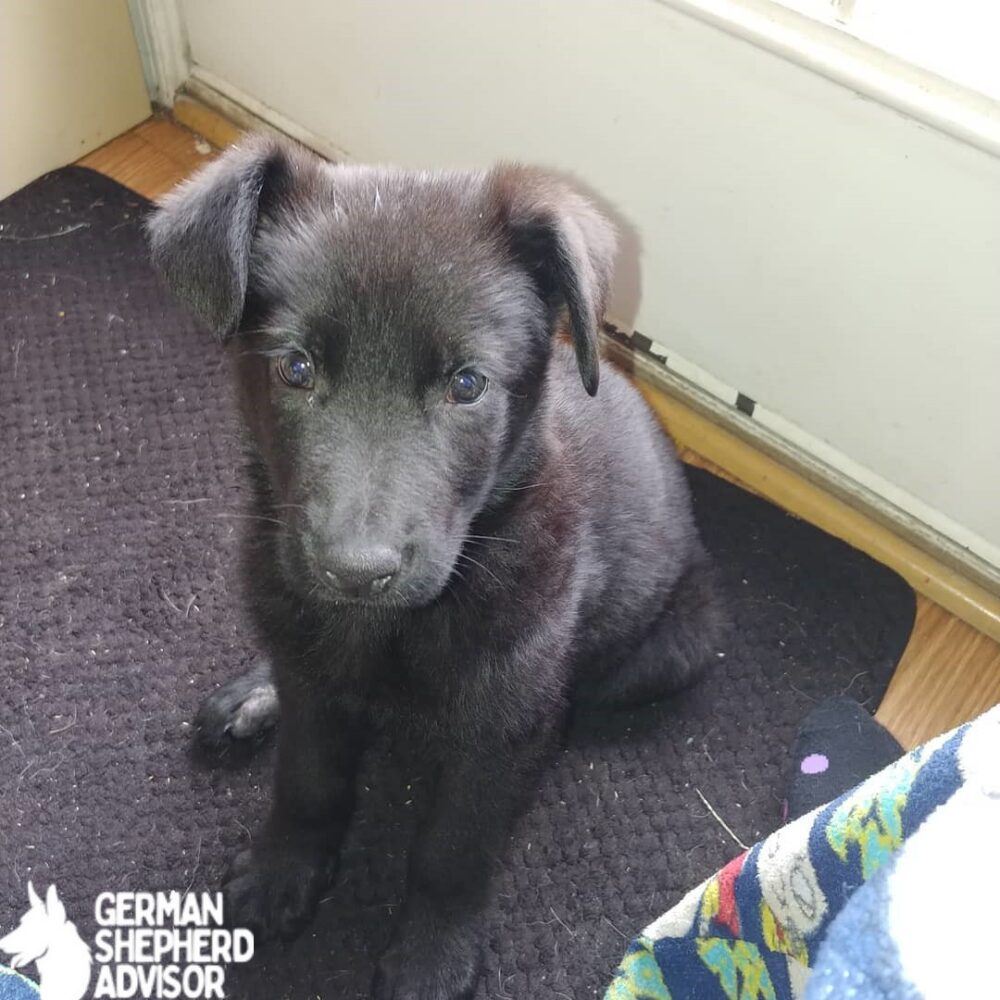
<box><xmin>606</xmin><ymin>704</ymin><xmax>1000</xmax><ymax>999</ymax></box>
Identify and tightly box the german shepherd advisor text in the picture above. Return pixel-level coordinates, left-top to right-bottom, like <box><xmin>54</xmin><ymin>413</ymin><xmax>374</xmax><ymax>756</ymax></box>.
<box><xmin>147</xmin><ymin>136</ymin><xmax>726</xmax><ymax>1000</ymax></box>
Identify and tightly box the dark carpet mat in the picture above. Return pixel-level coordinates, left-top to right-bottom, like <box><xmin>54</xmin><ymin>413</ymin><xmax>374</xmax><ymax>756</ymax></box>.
<box><xmin>0</xmin><ymin>168</ymin><xmax>915</xmax><ymax>999</ymax></box>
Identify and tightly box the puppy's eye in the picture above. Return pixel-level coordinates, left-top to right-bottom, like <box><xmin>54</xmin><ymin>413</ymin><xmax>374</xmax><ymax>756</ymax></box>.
<box><xmin>446</xmin><ymin>368</ymin><xmax>489</xmax><ymax>405</ymax></box>
<box><xmin>276</xmin><ymin>351</ymin><xmax>314</xmax><ymax>390</ymax></box>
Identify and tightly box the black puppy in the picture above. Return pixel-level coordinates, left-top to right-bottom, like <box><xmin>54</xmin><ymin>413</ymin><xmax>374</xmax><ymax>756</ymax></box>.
<box><xmin>147</xmin><ymin>136</ymin><xmax>726</xmax><ymax>1000</ymax></box>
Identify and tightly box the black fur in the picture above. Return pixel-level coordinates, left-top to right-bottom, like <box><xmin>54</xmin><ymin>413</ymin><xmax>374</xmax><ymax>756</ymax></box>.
<box><xmin>147</xmin><ymin>136</ymin><xmax>727</xmax><ymax>1000</ymax></box>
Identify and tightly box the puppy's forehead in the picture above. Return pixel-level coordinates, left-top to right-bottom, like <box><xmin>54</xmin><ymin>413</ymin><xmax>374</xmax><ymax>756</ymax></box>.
<box><xmin>251</xmin><ymin>165</ymin><xmax>534</xmax><ymax>364</ymax></box>
<box><xmin>325</xmin><ymin>163</ymin><xmax>487</xmax><ymax>221</ymax></box>
<box><xmin>257</xmin><ymin>166</ymin><xmax>492</xmax><ymax>288</ymax></box>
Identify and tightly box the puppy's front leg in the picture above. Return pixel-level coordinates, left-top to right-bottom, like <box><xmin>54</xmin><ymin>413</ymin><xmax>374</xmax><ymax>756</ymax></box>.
<box><xmin>373</xmin><ymin>729</ymin><xmax>553</xmax><ymax>1000</ymax></box>
<box><xmin>224</xmin><ymin>688</ymin><xmax>365</xmax><ymax>941</ymax></box>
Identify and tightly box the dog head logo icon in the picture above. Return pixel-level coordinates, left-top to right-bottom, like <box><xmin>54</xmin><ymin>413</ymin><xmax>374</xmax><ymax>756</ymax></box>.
<box><xmin>0</xmin><ymin>883</ymin><xmax>91</xmax><ymax>1000</ymax></box>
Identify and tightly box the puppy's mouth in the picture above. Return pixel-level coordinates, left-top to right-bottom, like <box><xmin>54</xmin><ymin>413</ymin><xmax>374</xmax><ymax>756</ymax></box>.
<box><xmin>316</xmin><ymin>574</ymin><xmax>402</xmax><ymax>607</ymax></box>
<box><xmin>310</xmin><ymin>570</ymin><xmax>446</xmax><ymax>610</ymax></box>
<box><xmin>280</xmin><ymin>538</ymin><xmax>455</xmax><ymax>610</ymax></box>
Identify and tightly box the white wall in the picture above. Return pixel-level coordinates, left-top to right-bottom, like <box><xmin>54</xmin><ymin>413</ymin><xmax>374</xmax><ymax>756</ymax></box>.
<box><xmin>179</xmin><ymin>0</ymin><xmax>1000</xmax><ymax>566</ymax></box>
<box><xmin>0</xmin><ymin>0</ymin><xmax>149</xmax><ymax>199</ymax></box>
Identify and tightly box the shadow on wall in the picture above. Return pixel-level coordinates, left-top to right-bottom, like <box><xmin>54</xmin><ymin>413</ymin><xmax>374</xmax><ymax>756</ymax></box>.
<box><xmin>546</xmin><ymin>164</ymin><xmax>643</xmax><ymax>329</ymax></box>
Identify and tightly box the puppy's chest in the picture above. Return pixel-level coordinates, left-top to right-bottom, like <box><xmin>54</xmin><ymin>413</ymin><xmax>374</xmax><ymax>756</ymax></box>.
<box><xmin>317</xmin><ymin>607</ymin><xmax>551</xmax><ymax>742</ymax></box>
<box><xmin>366</xmin><ymin>655</ymin><xmax>481</xmax><ymax>732</ymax></box>
<box><xmin>361</xmin><ymin>638</ymin><xmax>507</xmax><ymax>744</ymax></box>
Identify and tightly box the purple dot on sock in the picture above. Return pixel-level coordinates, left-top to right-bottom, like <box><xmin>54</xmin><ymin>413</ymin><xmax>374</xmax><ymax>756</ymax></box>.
<box><xmin>801</xmin><ymin>753</ymin><xmax>829</xmax><ymax>775</ymax></box>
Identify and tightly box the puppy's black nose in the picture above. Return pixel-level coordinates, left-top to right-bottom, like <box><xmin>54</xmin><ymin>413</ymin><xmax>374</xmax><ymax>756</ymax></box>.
<box><xmin>323</xmin><ymin>545</ymin><xmax>401</xmax><ymax>598</ymax></box>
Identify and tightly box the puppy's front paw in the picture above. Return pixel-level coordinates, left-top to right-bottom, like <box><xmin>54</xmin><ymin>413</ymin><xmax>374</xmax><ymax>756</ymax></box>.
<box><xmin>372</xmin><ymin>917</ymin><xmax>481</xmax><ymax>1000</ymax></box>
<box><xmin>196</xmin><ymin>660</ymin><xmax>278</xmax><ymax>749</ymax></box>
<box><xmin>222</xmin><ymin>847</ymin><xmax>329</xmax><ymax>942</ymax></box>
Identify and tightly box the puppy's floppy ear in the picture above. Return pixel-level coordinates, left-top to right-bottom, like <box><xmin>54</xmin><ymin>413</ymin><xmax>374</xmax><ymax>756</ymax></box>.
<box><xmin>145</xmin><ymin>135</ymin><xmax>310</xmax><ymax>337</ymax></box>
<box><xmin>487</xmin><ymin>165</ymin><xmax>617</xmax><ymax>396</ymax></box>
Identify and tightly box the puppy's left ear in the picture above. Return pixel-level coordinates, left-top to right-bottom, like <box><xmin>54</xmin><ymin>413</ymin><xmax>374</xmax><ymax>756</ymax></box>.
<box><xmin>487</xmin><ymin>165</ymin><xmax>617</xmax><ymax>396</ymax></box>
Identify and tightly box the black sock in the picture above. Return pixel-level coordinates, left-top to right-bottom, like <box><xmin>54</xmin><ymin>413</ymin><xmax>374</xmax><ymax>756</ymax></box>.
<box><xmin>784</xmin><ymin>696</ymin><xmax>902</xmax><ymax>822</ymax></box>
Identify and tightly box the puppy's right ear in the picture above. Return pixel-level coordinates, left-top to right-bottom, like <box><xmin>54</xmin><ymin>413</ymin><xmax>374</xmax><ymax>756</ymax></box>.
<box><xmin>486</xmin><ymin>165</ymin><xmax>617</xmax><ymax>397</ymax></box>
<box><xmin>146</xmin><ymin>135</ymin><xmax>302</xmax><ymax>337</ymax></box>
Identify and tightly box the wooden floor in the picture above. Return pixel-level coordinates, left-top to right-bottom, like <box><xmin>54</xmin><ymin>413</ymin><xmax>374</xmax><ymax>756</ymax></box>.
<box><xmin>78</xmin><ymin>112</ymin><xmax>1000</xmax><ymax>750</ymax></box>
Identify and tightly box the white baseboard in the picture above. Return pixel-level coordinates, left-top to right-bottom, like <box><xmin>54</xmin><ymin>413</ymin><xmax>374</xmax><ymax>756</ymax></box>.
<box><xmin>184</xmin><ymin>68</ymin><xmax>353</xmax><ymax>163</ymax></box>
<box><xmin>604</xmin><ymin>325</ymin><xmax>1000</xmax><ymax>593</ymax></box>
